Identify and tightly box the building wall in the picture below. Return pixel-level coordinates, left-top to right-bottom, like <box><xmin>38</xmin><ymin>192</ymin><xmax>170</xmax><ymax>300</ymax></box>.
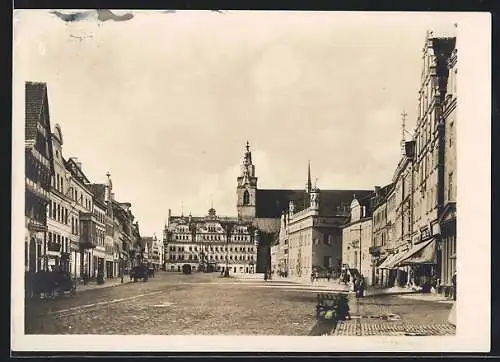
<box><xmin>165</xmin><ymin>214</ymin><xmax>257</xmax><ymax>273</ymax></box>
<box><xmin>342</xmin><ymin>219</ymin><xmax>373</xmax><ymax>284</ymax></box>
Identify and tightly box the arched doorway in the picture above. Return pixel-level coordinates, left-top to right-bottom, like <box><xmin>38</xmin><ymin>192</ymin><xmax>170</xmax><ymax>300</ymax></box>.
<box><xmin>29</xmin><ymin>237</ymin><xmax>36</xmax><ymax>272</ymax></box>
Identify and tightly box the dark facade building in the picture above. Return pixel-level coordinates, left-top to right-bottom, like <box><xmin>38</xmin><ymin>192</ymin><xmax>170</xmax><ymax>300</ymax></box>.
<box><xmin>25</xmin><ymin>82</ymin><xmax>55</xmax><ymax>273</ymax></box>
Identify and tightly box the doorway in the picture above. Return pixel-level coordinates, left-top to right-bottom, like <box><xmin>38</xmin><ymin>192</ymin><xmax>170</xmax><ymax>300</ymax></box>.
<box><xmin>29</xmin><ymin>238</ymin><xmax>36</xmax><ymax>272</ymax></box>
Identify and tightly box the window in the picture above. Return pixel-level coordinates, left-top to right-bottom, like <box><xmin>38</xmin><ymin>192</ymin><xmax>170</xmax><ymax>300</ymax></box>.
<box><xmin>243</xmin><ymin>190</ymin><xmax>250</xmax><ymax>205</ymax></box>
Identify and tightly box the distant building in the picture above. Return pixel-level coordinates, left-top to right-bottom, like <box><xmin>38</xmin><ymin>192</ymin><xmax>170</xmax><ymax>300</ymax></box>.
<box><xmin>164</xmin><ymin>208</ymin><xmax>257</xmax><ymax>274</ymax></box>
<box><xmin>235</xmin><ymin>143</ymin><xmax>373</xmax><ymax>273</ymax></box>
<box><xmin>25</xmin><ymin>82</ymin><xmax>55</xmax><ymax>273</ymax></box>
<box><xmin>142</xmin><ymin>235</ymin><xmax>162</xmax><ymax>271</ymax></box>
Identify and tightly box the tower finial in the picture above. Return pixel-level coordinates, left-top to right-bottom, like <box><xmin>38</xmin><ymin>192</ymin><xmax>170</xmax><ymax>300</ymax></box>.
<box><xmin>246</xmin><ymin>141</ymin><xmax>250</xmax><ymax>152</ymax></box>
<box><xmin>401</xmin><ymin>110</ymin><xmax>408</xmax><ymax>153</ymax></box>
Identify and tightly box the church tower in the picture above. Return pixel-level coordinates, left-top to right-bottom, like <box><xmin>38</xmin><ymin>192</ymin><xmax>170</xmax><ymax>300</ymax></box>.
<box><xmin>236</xmin><ymin>141</ymin><xmax>258</xmax><ymax>221</ymax></box>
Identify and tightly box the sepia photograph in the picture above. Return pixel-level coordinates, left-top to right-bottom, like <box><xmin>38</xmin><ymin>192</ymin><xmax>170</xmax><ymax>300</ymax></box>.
<box><xmin>12</xmin><ymin>10</ymin><xmax>490</xmax><ymax>352</ymax></box>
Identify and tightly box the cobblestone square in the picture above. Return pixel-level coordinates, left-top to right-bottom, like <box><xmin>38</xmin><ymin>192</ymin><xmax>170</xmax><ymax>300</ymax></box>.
<box><xmin>25</xmin><ymin>273</ymin><xmax>455</xmax><ymax>336</ymax></box>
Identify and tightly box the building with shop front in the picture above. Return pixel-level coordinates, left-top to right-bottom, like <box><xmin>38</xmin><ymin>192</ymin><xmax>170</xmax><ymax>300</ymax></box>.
<box><xmin>88</xmin><ymin>180</ymin><xmax>116</xmax><ymax>279</ymax></box>
<box><xmin>25</xmin><ymin>82</ymin><xmax>55</xmax><ymax>273</ymax></box>
<box><xmin>341</xmin><ymin>195</ymin><xmax>374</xmax><ymax>285</ymax></box>
<box><xmin>64</xmin><ymin>157</ymin><xmax>95</xmax><ymax>279</ymax></box>
<box><xmin>371</xmin><ymin>31</ymin><xmax>457</xmax><ymax>297</ymax></box>
<box><xmin>111</xmin><ymin>200</ymin><xmax>136</xmax><ymax>276</ymax></box>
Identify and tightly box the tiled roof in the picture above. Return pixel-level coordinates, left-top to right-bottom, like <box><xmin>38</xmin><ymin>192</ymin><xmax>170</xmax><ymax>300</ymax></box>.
<box><xmin>255</xmin><ymin>189</ymin><xmax>306</xmax><ymax>218</ymax></box>
<box><xmin>25</xmin><ymin>82</ymin><xmax>47</xmax><ymax>145</ymax></box>
<box><xmin>88</xmin><ymin>184</ymin><xmax>107</xmax><ymax>208</ymax></box>
<box><xmin>255</xmin><ymin>189</ymin><xmax>373</xmax><ymax>218</ymax></box>
<box><xmin>64</xmin><ymin>158</ymin><xmax>92</xmax><ymax>185</ymax></box>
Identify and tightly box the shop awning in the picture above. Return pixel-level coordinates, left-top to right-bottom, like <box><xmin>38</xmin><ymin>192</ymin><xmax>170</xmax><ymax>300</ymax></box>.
<box><xmin>393</xmin><ymin>239</ymin><xmax>437</xmax><ymax>267</ymax></box>
<box><xmin>378</xmin><ymin>252</ymin><xmax>402</xmax><ymax>269</ymax></box>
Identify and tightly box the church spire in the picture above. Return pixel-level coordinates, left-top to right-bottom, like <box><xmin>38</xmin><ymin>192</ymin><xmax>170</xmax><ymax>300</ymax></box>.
<box><xmin>306</xmin><ymin>160</ymin><xmax>312</xmax><ymax>194</ymax></box>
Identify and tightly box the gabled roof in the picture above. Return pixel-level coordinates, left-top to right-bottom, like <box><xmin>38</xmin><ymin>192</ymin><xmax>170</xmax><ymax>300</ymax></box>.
<box><xmin>64</xmin><ymin>157</ymin><xmax>91</xmax><ymax>185</ymax></box>
<box><xmin>255</xmin><ymin>189</ymin><xmax>373</xmax><ymax>218</ymax></box>
<box><xmin>25</xmin><ymin>82</ymin><xmax>47</xmax><ymax>146</ymax></box>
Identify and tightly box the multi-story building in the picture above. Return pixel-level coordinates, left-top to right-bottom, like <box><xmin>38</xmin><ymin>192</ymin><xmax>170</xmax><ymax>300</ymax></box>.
<box><xmin>90</xmin><ymin>188</ymin><xmax>107</xmax><ymax>278</ymax></box>
<box><xmin>64</xmin><ymin>157</ymin><xmax>94</xmax><ymax>279</ymax></box>
<box><xmin>369</xmin><ymin>183</ymin><xmax>393</xmax><ymax>286</ymax></box>
<box><xmin>235</xmin><ymin>143</ymin><xmax>373</xmax><ymax>273</ymax></box>
<box><xmin>46</xmin><ymin>123</ymin><xmax>74</xmax><ymax>272</ymax></box>
<box><xmin>375</xmin><ymin>31</ymin><xmax>457</xmax><ymax>296</ymax></box>
<box><xmin>165</xmin><ymin>209</ymin><xmax>257</xmax><ymax>274</ymax></box>
<box><xmin>111</xmin><ymin>200</ymin><xmax>135</xmax><ymax>275</ymax></box>
<box><xmin>143</xmin><ymin>235</ymin><xmax>162</xmax><ymax>271</ymax></box>
<box><xmin>286</xmin><ymin>187</ymin><xmax>355</xmax><ymax>281</ymax></box>
<box><xmin>341</xmin><ymin>194</ymin><xmax>374</xmax><ymax>285</ymax></box>
<box><xmin>25</xmin><ymin>82</ymin><xmax>54</xmax><ymax>273</ymax></box>
<box><xmin>437</xmin><ymin>35</ymin><xmax>457</xmax><ymax>296</ymax></box>
<box><xmin>88</xmin><ymin>180</ymin><xmax>116</xmax><ymax>279</ymax></box>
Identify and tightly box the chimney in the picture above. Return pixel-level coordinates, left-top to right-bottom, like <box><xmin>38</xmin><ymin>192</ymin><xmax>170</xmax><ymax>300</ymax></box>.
<box><xmin>374</xmin><ymin>186</ymin><xmax>381</xmax><ymax>196</ymax></box>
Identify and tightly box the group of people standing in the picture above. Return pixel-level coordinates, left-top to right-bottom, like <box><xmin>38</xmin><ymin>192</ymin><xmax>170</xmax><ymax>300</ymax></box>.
<box><xmin>341</xmin><ymin>270</ymin><xmax>366</xmax><ymax>298</ymax></box>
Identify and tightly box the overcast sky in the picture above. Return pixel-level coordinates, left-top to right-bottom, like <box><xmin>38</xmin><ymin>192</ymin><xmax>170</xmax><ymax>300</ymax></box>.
<box><xmin>14</xmin><ymin>10</ymin><xmax>457</xmax><ymax>236</ymax></box>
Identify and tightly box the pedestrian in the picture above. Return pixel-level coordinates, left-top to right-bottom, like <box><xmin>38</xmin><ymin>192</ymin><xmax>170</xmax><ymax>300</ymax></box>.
<box><xmin>451</xmin><ymin>271</ymin><xmax>457</xmax><ymax>301</ymax></box>
<box><xmin>357</xmin><ymin>275</ymin><xmax>365</xmax><ymax>298</ymax></box>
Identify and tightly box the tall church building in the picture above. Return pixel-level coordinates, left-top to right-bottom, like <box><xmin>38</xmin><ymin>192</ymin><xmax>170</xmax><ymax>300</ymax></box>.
<box><xmin>236</xmin><ymin>142</ymin><xmax>258</xmax><ymax>221</ymax></box>
<box><xmin>164</xmin><ymin>142</ymin><xmax>374</xmax><ymax>274</ymax></box>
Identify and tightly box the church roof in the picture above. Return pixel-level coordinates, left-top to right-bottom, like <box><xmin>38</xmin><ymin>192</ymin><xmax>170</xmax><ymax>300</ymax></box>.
<box><xmin>255</xmin><ymin>189</ymin><xmax>373</xmax><ymax>218</ymax></box>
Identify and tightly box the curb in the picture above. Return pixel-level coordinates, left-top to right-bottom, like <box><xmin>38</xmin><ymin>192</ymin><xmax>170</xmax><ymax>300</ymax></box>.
<box><xmin>75</xmin><ymin>280</ymin><xmax>134</xmax><ymax>293</ymax></box>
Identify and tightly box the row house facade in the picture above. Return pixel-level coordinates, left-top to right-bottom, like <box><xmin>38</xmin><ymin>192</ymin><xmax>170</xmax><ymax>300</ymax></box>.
<box><xmin>164</xmin><ymin>208</ymin><xmax>258</xmax><ymax>274</ymax></box>
<box><xmin>24</xmin><ymin>81</ymin><xmax>144</xmax><ymax>282</ymax></box>
<box><xmin>25</xmin><ymin>82</ymin><xmax>54</xmax><ymax>273</ymax></box>
<box><xmin>47</xmin><ymin>124</ymin><xmax>77</xmax><ymax>273</ymax></box>
<box><xmin>369</xmin><ymin>32</ymin><xmax>457</xmax><ymax>297</ymax></box>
